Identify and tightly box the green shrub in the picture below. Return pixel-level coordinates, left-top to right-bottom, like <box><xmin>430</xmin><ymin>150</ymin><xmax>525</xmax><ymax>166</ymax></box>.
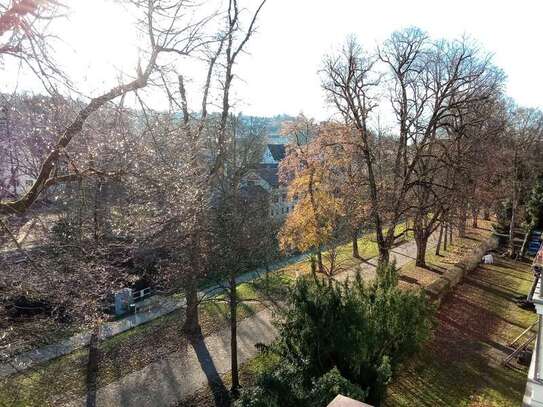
<box><xmin>236</xmin><ymin>263</ymin><xmax>434</xmax><ymax>406</ymax></box>
<box><xmin>525</xmin><ymin>177</ymin><xmax>543</xmax><ymax>229</ymax></box>
<box><xmin>310</xmin><ymin>368</ymin><xmax>366</xmax><ymax>406</ymax></box>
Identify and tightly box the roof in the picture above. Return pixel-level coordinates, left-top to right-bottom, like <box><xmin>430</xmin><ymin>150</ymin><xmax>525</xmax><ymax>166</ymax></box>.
<box><xmin>267</xmin><ymin>144</ymin><xmax>286</xmax><ymax>162</ymax></box>
<box><xmin>256</xmin><ymin>164</ymin><xmax>280</xmax><ymax>188</ymax></box>
<box><xmin>240</xmin><ymin>183</ymin><xmax>269</xmax><ymax>198</ymax></box>
<box><xmin>327</xmin><ymin>395</ymin><xmax>372</xmax><ymax>407</ymax></box>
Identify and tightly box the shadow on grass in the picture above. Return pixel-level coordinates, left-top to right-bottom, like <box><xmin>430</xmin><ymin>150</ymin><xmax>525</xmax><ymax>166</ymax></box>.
<box><xmin>426</xmin><ymin>265</ymin><xmax>445</xmax><ymax>275</ymax></box>
<box><xmin>385</xmin><ymin>256</ymin><xmax>535</xmax><ymax>407</ymax></box>
<box><xmin>461</xmin><ymin>235</ymin><xmax>481</xmax><ymax>241</ymax></box>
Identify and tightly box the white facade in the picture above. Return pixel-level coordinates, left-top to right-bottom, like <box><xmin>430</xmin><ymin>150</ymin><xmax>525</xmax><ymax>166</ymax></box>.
<box><xmin>524</xmin><ymin>265</ymin><xmax>543</xmax><ymax>406</ymax></box>
<box><xmin>241</xmin><ymin>143</ymin><xmax>297</xmax><ymax>219</ymax></box>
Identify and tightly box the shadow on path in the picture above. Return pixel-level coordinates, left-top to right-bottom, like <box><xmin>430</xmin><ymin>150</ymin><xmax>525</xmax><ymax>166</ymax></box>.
<box><xmin>390</xmin><ymin>250</ymin><xmax>417</xmax><ymax>261</ymax></box>
<box><xmin>86</xmin><ymin>330</ymin><xmax>100</xmax><ymax>407</ymax></box>
<box><xmin>399</xmin><ymin>275</ymin><xmax>421</xmax><ymax>285</ymax></box>
<box><xmin>358</xmin><ymin>256</ymin><xmax>376</xmax><ymax>267</ymax></box>
<box><xmin>188</xmin><ymin>332</ymin><xmax>230</xmax><ymax>407</ymax></box>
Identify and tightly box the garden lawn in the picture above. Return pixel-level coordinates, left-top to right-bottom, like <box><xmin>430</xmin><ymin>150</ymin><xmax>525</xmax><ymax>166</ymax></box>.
<box><xmin>385</xmin><ymin>254</ymin><xmax>536</xmax><ymax>407</ymax></box>
<box><xmin>279</xmin><ymin>222</ymin><xmax>410</xmax><ymax>279</ymax></box>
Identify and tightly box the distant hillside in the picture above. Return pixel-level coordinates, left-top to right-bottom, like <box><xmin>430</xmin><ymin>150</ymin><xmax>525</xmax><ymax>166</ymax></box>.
<box><xmin>239</xmin><ymin>114</ymin><xmax>295</xmax><ymax>144</ymax></box>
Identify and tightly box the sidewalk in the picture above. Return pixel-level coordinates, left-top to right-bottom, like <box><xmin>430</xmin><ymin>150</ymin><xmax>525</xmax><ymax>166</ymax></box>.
<box><xmin>65</xmin><ymin>236</ymin><xmax>437</xmax><ymax>407</ymax></box>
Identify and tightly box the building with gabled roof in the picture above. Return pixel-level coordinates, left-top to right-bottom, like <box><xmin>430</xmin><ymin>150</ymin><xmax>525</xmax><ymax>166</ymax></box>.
<box><xmin>243</xmin><ymin>143</ymin><xmax>296</xmax><ymax>219</ymax></box>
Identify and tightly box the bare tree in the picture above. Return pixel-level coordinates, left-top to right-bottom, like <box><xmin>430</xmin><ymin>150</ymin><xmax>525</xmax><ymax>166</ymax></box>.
<box><xmin>322</xmin><ymin>29</ymin><xmax>504</xmax><ymax>267</ymax></box>
<box><xmin>321</xmin><ymin>37</ymin><xmax>391</xmax><ymax>262</ymax></box>
<box><xmin>504</xmin><ymin>106</ymin><xmax>543</xmax><ymax>257</ymax></box>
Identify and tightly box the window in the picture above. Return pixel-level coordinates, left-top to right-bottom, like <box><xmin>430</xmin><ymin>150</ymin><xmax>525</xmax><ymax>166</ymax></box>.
<box><xmin>282</xmin><ymin>193</ymin><xmax>287</xmax><ymax>201</ymax></box>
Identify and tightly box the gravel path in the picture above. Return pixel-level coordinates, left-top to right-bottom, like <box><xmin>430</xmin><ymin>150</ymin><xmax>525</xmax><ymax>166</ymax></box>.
<box><xmin>334</xmin><ymin>234</ymin><xmax>439</xmax><ymax>283</ymax></box>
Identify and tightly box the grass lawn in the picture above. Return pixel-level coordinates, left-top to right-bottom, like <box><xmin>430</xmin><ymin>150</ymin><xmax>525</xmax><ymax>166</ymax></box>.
<box><xmin>385</xmin><ymin>254</ymin><xmax>535</xmax><ymax>407</ymax></box>
<box><xmin>278</xmin><ymin>222</ymin><xmax>410</xmax><ymax>279</ymax></box>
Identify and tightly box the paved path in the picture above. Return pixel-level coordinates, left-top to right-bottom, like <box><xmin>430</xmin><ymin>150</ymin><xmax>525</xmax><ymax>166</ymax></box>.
<box><xmin>2</xmin><ymin>230</ymin><xmax>415</xmax><ymax>376</ymax></box>
<box><xmin>65</xmin><ymin>309</ymin><xmax>277</xmax><ymax>407</ymax></box>
<box><xmin>64</xmin><ymin>236</ymin><xmax>438</xmax><ymax>407</ymax></box>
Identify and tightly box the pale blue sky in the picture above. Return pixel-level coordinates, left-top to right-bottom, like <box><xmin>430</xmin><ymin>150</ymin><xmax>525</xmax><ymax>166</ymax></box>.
<box><xmin>5</xmin><ymin>0</ymin><xmax>543</xmax><ymax>120</ymax></box>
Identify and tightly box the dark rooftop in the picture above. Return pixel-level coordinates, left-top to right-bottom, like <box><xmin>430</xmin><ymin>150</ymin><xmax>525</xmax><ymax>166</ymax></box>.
<box><xmin>256</xmin><ymin>164</ymin><xmax>280</xmax><ymax>188</ymax></box>
<box><xmin>267</xmin><ymin>144</ymin><xmax>286</xmax><ymax>162</ymax></box>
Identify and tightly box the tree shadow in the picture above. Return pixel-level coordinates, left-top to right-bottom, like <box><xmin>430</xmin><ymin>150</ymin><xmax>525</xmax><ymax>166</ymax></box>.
<box><xmin>390</xmin><ymin>249</ymin><xmax>416</xmax><ymax>261</ymax></box>
<box><xmin>358</xmin><ymin>256</ymin><xmax>375</xmax><ymax>266</ymax></box>
<box><xmin>386</xmin><ymin>256</ymin><xmax>534</xmax><ymax>406</ymax></box>
<box><xmin>425</xmin><ymin>265</ymin><xmax>445</xmax><ymax>275</ymax></box>
<box><xmin>188</xmin><ymin>331</ymin><xmax>230</xmax><ymax>407</ymax></box>
<box><xmin>399</xmin><ymin>275</ymin><xmax>421</xmax><ymax>285</ymax></box>
<box><xmin>86</xmin><ymin>331</ymin><xmax>100</xmax><ymax>407</ymax></box>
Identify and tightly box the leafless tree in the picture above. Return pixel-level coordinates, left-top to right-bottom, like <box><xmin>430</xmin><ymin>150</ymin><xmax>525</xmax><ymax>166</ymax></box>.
<box><xmin>322</xmin><ymin>29</ymin><xmax>505</xmax><ymax>267</ymax></box>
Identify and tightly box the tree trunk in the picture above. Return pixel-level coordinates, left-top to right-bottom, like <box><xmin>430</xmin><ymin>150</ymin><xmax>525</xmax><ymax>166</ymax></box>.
<box><xmin>449</xmin><ymin>222</ymin><xmax>453</xmax><ymax>244</ymax></box>
<box><xmin>517</xmin><ymin>227</ymin><xmax>532</xmax><ymax>260</ymax></box>
<box><xmin>182</xmin><ymin>276</ymin><xmax>200</xmax><ymax>336</ymax></box>
<box><xmin>510</xmin><ymin>152</ymin><xmax>519</xmax><ymax>258</ymax></box>
<box><xmin>264</xmin><ymin>260</ymin><xmax>270</xmax><ymax>292</ymax></box>
<box><xmin>509</xmin><ymin>196</ymin><xmax>517</xmax><ymax>258</ymax></box>
<box><xmin>229</xmin><ymin>275</ymin><xmax>239</xmax><ymax>396</ymax></box>
<box><xmin>435</xmin><ymin>223</ymin><xmax>444</xmax><ymax>256</ymax></box>
<box><xmin>352</xmin><ymin>229</ymin><xmax>360</xmax><ymax>258</ymax></box>
<box><xmin>77</xmin><ymin>179</ymin><xmax>83</xmax><ymax>241</ymax></box>
<box><xmin>93</xmin><ymin>179</ymin><xmax>101</xmax><ymax>241</ymax></box>
<box><xmin>415</xmin><ymin>231</ymin><xmax>428</xmax><ymax>268</ymax></box>
<box><xmin>472</xmin><ymin>207</ymin><xmax>479</xmax><ymax>229</ymax></box>
<box><xmin>459</xmin><ymin>207</ymin><xmax>467</xmax><ymax>238</ymax></box>
<box><xmin>483</xmin><ymin>209</ymin><xmax>490</xmax><ymax>221</ymax></box>
<box><xmin>317</xmin><ymin>250</ymin><xmax>324</xmax><ymax>273</ymax></box>
<box><xmin>310</xmin><ymin>254</ymin><xmax>316</xmax><ymax>274</ymax></box>
<box><xmin>443</xmin><ymin>223</ymin><xmax>448</xmax><ymax>252</ymax></box>
<box><xmin>378</xmin><ymin>246</ymin><xmax>390</xmax><ymax>266</ymax></box>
